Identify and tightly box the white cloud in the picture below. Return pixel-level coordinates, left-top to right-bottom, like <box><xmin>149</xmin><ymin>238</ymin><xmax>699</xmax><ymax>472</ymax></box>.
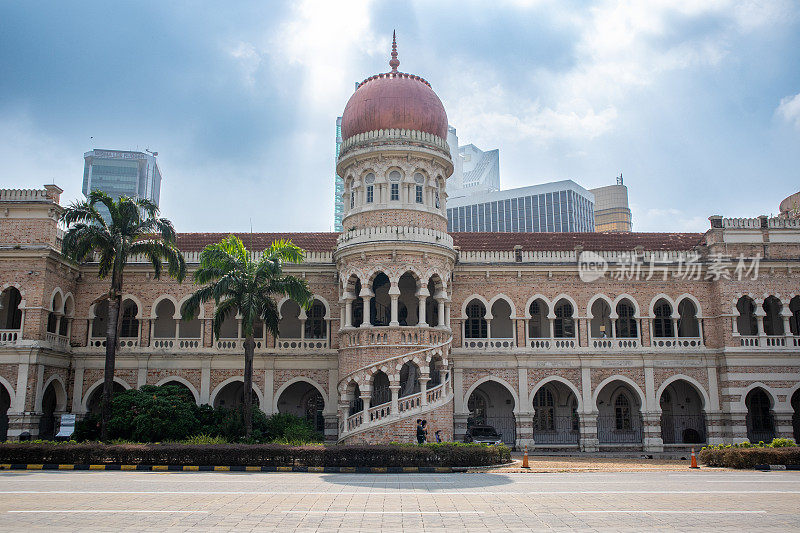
<box><xmin>269</xmin><ymin>0</ymin><xmax>384</xmax><ymax>109</ymax></box>
<box><xmin>776</xmin><ymin>92</ymin><xmax>800</xmax><ymax>128</ymax></box>
<box><xmin>227</xmin><ymin>41</ymin><xmax>262</xmax><ymax>87</ymax></box>
<box><xmin>630</xmin><ymin>206</ymin><xmax>708</xmax><ymax>233</ymax></box>
<box><xmin>448</xmin><ymin>0</ymin><xmax>788</xmax><ymax>145</ymax></box>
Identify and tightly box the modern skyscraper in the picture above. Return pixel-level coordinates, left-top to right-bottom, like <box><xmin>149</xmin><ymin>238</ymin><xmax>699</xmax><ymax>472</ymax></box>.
<box><xmin>589</xmin><ymin>175</ymin><xmax>633</xmax><ymax>232</ymax></box>
<box><xmin>82</xmin><ymin>149</ymin><xmax>162</xmax><ymax>208</ymax></box>
<box><xmin>333</xmin><ymin>117</ymin><xmax>344</xmax><ymax>231</ymax></box>
<box><xmin>446</xmin><ymin>126</ymin><xmax>499</xmax><ymax>199</ymax></box>
<box><xmin>447</xmin><ymin>180</ymin><xmax>595</xmax><ymax>232</ymax></box>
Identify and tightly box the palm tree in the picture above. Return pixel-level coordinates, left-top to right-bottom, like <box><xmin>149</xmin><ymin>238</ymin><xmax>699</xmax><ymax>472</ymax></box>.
<box><xmin>182</xmin><ymin>235</ymin><xmax>312</xmax><ymax>436</ymax></box>
<box><xmin>60</xmin><ymin>192</ymin><xmax>186</xmax><ymax>440</ymax></box>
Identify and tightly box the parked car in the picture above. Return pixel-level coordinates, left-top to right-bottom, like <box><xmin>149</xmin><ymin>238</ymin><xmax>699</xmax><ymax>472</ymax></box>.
<box><xmin>464</xmin><ymin>425</ymin><xmax>503</xmax><ymax>445</ymax></box>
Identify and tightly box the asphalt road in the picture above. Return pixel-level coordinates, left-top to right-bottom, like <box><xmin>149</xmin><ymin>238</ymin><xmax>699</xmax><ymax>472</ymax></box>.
<box><xmin>0</xmin><ymin>469</ymin><xmax>798</xmax><ymax>531</ymax></box>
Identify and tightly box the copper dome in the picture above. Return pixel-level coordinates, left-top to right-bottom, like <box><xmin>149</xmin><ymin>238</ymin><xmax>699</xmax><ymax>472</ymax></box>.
<box><xmin>340</xmin><ymin>34</ymin><xmax>448</xmax><ymax>141</ymax></box>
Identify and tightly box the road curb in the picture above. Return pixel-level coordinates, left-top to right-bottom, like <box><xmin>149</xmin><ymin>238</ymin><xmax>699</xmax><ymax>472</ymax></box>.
<box><xmin>753</xmin><ymin>464</ymin><xmax>800</xmax><ymax>471</ymax></box>
<box><xmin>0</xmin><ymin>463</ymin><xmax>467</xmax><ymax>473</ymax></box>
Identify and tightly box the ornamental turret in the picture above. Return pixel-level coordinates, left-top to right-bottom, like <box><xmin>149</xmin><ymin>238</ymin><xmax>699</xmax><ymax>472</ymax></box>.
<box><xmin>336</xmin><ymin>32</ymin><xmax>453</xmax><ymax>232</ymax></box>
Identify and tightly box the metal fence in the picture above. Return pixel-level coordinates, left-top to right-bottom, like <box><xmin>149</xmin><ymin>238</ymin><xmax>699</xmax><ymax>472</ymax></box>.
<box><xmin>746</xmin><ymin>415</ymin><xmax>776</xmax><ymax>443</ymax></box>
<box><xmin>469</xmin><ymin>415</ymin><xmax>516</xmax><ymax>446</ymax></box>
<box><xmin>660</xmin><ymin>414</ymin><xmax>706</xmax><ymax>444</ymax></box>
<box><xmin>597</xmin><ymin>414</ymin><xmax>643</xmax><ymax>444</ymax></box>
<box><xmin>533</xmin><ymin>415</ymin><xmax>579</xmax><ymax>444</ymax></box>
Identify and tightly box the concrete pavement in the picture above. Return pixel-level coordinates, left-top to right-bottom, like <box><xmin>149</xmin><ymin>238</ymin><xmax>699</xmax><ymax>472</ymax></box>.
<box><xmin>0</xmin><ymin>469</ymin><xmax>798</xmax><ymax>531</ymax></box>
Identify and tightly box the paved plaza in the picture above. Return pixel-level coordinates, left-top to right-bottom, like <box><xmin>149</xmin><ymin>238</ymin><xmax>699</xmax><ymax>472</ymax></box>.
<box><xmin>0</xmin><ymin>468</ymin><xmax>798</xmax><ymax>531</ymax></box>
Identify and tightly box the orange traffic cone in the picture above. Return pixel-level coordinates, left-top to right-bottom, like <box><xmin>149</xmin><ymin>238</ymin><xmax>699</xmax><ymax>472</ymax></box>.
<box><xmin>522</xmin><ymin>445</ymin><xmax>530</xmax><ymax>469</ymax></box>
<box><xmin>690</xmin><ymin>448</ymin><xmax>699</xmax><ymax>469</ymax></box>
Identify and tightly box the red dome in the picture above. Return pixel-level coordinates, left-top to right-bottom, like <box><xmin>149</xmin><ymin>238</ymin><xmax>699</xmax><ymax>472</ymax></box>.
<box><xmin>341</xmin><ymin>72</ymin><xmax>448</xmax><ymax>140</ymax></box>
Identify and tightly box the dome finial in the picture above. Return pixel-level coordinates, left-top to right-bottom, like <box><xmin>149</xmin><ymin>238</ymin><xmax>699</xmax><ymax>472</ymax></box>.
<box><xmin>389</xmin><ymin>30</ymin><xmax>399</xmax><ymax>73</ymax></box>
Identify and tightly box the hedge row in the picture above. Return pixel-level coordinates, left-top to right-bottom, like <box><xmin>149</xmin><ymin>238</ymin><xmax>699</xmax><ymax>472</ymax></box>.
<box><xmin>698</xmin><ymin>446</ymin><xmax>800</xmax><ymax>468</ymax></box>
<box><xmin>0</xmin><ymin>442</ymin><xmax>511</xmax><ymax>467</ymax></box>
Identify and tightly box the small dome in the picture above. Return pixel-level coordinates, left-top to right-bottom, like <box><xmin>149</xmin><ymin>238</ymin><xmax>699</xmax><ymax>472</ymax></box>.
<box><xmin>340</xmin><ymin>33</ymin><xmax>448</xmax><ymax>141</ymax></box>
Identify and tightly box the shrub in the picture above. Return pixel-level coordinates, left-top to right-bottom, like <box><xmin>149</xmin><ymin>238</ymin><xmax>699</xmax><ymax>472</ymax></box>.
<box><xmin>182</xmin><ymin>434</ymin><xmax>228</xmax><ymax>445</ymax></box>
<box><xmin>0</xmin><ymin>442</ymin><xmax>511</xmax><ymax>467</ymax></box>
<box><xmin>106</xmin><ymin>385</ymin><xmax>199</xmax><ymax>442</ymax></box>
<box><xmin>699</xmin><ymin>444</ymin><xmax>800</xmax><ymax>468</ymax></box>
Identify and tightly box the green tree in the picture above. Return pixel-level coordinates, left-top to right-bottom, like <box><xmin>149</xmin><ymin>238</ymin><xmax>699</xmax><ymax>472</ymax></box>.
<box><xmin>182</xmin><ymin>235</ymin><xmax>312</xmax><ymax>436</ymax></box>
<box><xmin>60</xmin><ymin>192</ymin><xmax>186</xmax><ymax>440</ymax></box>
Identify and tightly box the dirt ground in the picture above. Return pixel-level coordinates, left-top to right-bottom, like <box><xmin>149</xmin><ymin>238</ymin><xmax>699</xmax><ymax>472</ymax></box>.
<box><xmin>473</xmin><ymin>454</ymin><xmax>718</xmax><ymax>473</ymax></box>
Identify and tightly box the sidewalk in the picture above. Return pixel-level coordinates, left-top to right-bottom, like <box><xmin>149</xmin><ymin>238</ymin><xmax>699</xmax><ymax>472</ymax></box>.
<box><xmin>473</xmin><ymin>453</ymin><xmax>702</xmax><ymax>472</ymax></box>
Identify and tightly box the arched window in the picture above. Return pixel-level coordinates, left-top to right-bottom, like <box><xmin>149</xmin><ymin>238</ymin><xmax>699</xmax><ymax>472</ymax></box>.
<box><xmin>348</xmin><ymin>383</ymin><xmax>363</xmax><ymax>415</ymax></box>
<box><xmin>371</xmin><ymin>371</ymin><xmax>390</xmax><ymax>406</ymax></box>
<box><xmin>763</xmin><ymin>296</ymin><xmax>784</xmax><ymax>336</ymax></box>
<box><xmin>590</xmin><ymin>299</ymin><xmax>612</xmax><ymax>338</ymax></box>
<box><xmin>790</xmin><ymin>296</ymin><xmax>800</xmax><ymax>336</ymax></box>
<box><xmin>653</xmin><ymin>300</ymin><xmax>673</xmax><ymax>337</ymax></box>
<box><xmin>677</xmin><ymin>299</ymin><xmax>700</xmax><ymax>337</ymax></box>
<box><xmin>465</xmin><ymin>301</ymin><xmax>487</xmax><ymax>338</ymax></box>
<box><xmin>615</xmin><ymin>393</ymin><xmax>632</xmax><ymax>430</ymax></box>
<box><xmin>615</xmin><ymin>300</ymin><xmax>637</xmax><ymax>338</ymax></box>
<box><xmin>736</xmin><ymin>296</ymin><xmax>758</xmax><ymax>336</ymax></box>
<box><xmin>120</xmin><ymin>300</ymin><xmax>139</xmax><ymax>338</ymax></box>
<box><xmin>47</xmin><ymin>293</ymin><xmax>62</xmax><ymax>334</ymax></box>
<box><xmin>533</xmin><ymin>388</ymin><xmax>555</xmax><ymax>431</ymax></box>
<box><xmin>304</xmin><ymin>300</ymin><xmax>327</xmax><ymax>339</ymax></box>
<box><xmin>0</xmin><ymin>287</ymin><xmax>22</xmax><ymax>330</ymax></box>
<box><xmin>553</xmin><ymin>300</ymin><xmax>574</xmax><ymax>338</ymax></box>
<box><xmin>528</xmin><ymin>300</ymin><xmax>548</xmax><ymax>338</ymax></box>
<box><xmin>372</xmin><ymin>273</ymin><xmax>392</xmax><ymax>326</ymax></box>
<box><xmin>746</xmin><ymin>388</ymin><xmax>774</xmax><ymax>443</ymax></box>
<box><xmin>389</xmin><ymin>170</ymin><xmax>401</xmax><ymax>201</ymax></box>
<box><xmin>365</xmin><ymin>173</ymin><xmax>375</xmax><ymax>204</ymax></box>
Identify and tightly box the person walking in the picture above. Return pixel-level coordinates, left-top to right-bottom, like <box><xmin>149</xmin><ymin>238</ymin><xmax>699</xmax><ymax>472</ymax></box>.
<box><xmin>421</xmin><ymin>420</ymin><xmax>429</xmax><ymax>443</ymax></box>
<box><xmin>434</xmin><ymin>430</ymin><xmax>442</xmax><ymax>443</ymax></box>
<box><xmin>416</xmin><ymin>419</ymin><xmax>425</xmax><ymax>444</ymax></box>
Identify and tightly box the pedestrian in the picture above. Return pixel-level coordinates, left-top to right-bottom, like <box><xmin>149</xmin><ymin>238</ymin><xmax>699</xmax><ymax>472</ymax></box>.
<box><xmin>421</xmin><ymin>420</ymin><xmax>429</xmax><ymax>443</ymax></box>
<box><xmin>435</xmin><ymin>430</ymin><xmax>442</xmax><ymax>443</ymax></box>
<box><xmin>416</xmin><ymin>419</ymin><xmax>425</xmax><ymax>444</ymax></box>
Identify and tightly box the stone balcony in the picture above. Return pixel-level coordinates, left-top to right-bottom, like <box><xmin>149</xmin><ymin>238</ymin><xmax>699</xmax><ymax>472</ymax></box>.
<box><xmin>734</xmin><ymin>335</ymin><xmax>800</xmax><ymax>351</ymax></box>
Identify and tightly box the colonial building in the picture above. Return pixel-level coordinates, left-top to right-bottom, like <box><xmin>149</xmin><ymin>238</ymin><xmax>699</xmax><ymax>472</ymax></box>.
<box><xmin>1</xmin><ymin>42</ymin><xmax>799</xmax><ymax>451</ymax></box>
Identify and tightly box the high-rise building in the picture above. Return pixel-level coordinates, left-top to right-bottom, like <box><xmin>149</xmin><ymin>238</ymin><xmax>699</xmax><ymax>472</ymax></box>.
<box><xmin>446</xmin><ymin>126</ymin><xmax>499</xmax><ymax>199</ymax></box>
<box><xmin>333</xmin><ymin>117</ymin><xmax>344</xmax><ymax>231</ymax></box>
<box><xmin>82</xmin><ymin>149</ymin><xmax>162</xmax><ymax>208</ymax></box>
<box><xmin>589</xmin><ymin>175</ymin><xmax>633</xmax><ymax>232</ymax></box>
<box><xmin>447</xmin><ymin>180</ymin><xmax>595</xmax><ymax>232</ymax></box>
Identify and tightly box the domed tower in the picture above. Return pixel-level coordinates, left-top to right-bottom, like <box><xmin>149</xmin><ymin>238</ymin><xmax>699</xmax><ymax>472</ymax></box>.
<box><xmin>335</xmin><ymin>33</ymin><xmax>455</xmax><ymax>443</ymax></box>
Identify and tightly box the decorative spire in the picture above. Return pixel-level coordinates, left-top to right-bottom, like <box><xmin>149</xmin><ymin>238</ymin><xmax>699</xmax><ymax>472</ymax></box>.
<box><xmin>389</xmin><ymin>30</ymin><xmax>399</xmax><ymax>72</ymax></box>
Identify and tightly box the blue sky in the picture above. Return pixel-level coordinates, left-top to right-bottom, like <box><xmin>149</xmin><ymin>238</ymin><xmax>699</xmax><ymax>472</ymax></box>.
<box><xmin>1</xmin><ymin>0</ymin><xmax>799</xmax><ymax>233</ymax></box>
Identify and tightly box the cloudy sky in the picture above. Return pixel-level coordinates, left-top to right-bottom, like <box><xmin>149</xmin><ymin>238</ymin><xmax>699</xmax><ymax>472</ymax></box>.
<box><xmin>1</xmin><ymin>0</ymin><xmax>798</xmax><ymax>233</ymax></box>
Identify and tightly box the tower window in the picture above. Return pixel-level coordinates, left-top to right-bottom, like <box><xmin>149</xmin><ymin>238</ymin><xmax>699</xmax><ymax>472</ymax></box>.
<box><xmin>391</xmin><ymin>183</ymin><xmax>399</xmax><ymax>201</ymax></box>
<box><xmin>415</xmin><ymin>185</ymin><xmax>423</xmax><ymax>204</ymax></box>
<box><xmin>366</xmin><ymin>185</ymin><xmax>373</xmax><ymax>203</ymax></box>
<box><xmin>435</xmin><ymin>190</ymin><xmax>440</xmax><ymax>209</ymax></box>
<box><xmin>350</xmin><ymin>191</ymin><xmax>354</xmax><ymax>208</ymax></box>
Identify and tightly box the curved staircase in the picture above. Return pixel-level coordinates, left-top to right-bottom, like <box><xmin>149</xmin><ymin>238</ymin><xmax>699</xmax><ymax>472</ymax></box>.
<box><xmin>337</xmin><ymin>332</ymin><xmax>453</xmax><ymax>444</ymax></box>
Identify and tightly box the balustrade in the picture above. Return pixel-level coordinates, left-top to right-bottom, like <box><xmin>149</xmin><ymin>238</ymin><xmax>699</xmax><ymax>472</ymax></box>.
<box><xmin>45</xmin><ymin>332</ymin><xmax>69</xmax><ymax>351</ymax></box>
<box><xmin>462</xmin><ymin>338</ymin><xmax>515</xmax><ymax>350</ymax></box>
<box><xmin>590</xmin><ymin>338</ymin><xmax>640</xmax><ymax>350</ymax></box>
<box><xmin>276</xmin><ymin>338</ymin><xmax>330</xmax><ymax>351</ymax></box>
<box><xmin>0</xmin><ymin>329</ymin><xmax>19</xmax><ymax>343</ymax></box>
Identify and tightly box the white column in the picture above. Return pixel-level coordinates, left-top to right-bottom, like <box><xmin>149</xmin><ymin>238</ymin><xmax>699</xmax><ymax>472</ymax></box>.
<box><xmin>200</xmin><ymin>361</ymin><xmax>211</xmax><ymax>405</ymax></box>
<box><xmin>444</xmin><ymin>302</ymin><xmax>451</xmax><ymax>328</ymax></box>
<box><xmin>417</xmin><ymin>288</ymin><xmax>429</xmax><ymax>327</ymax></box>
<box><xmin>263</xmin><ymin>365</ymin><xmax>275</xmax><ymax>415</ymax></box>
<box><xmin>361</xmin><ymin>295</ymin><xmax>372</xmax><ymax>327</ymax></box>
<box><xmin>389</xmin><ymin>283</ymin><xmax>400</xmax><ymax>327</ymax></box>
<box><xmin>437</xmin><ymin>299</ymin><xmax>445</xmax><ymax>327</ymax></box>
<box><xmin>344</xmin><ymin>299</ymin><xmax>353</xmax><ymax>328</ymax></box>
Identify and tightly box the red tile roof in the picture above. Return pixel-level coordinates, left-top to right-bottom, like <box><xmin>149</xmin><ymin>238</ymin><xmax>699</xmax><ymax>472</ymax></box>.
<box><xmin>451</xmin><ymin>232</ymin><xmax>705</xmax><ymax>251</ymax></box>
<box><xmin>175</xmin><ymin>231</ymin><xmax>705</xmax><ymax>253</ymax></box>
<box><xmin>175</xmin><ymin>233</ymin><xmax>339</xmax><ymax>252</ymax></box>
